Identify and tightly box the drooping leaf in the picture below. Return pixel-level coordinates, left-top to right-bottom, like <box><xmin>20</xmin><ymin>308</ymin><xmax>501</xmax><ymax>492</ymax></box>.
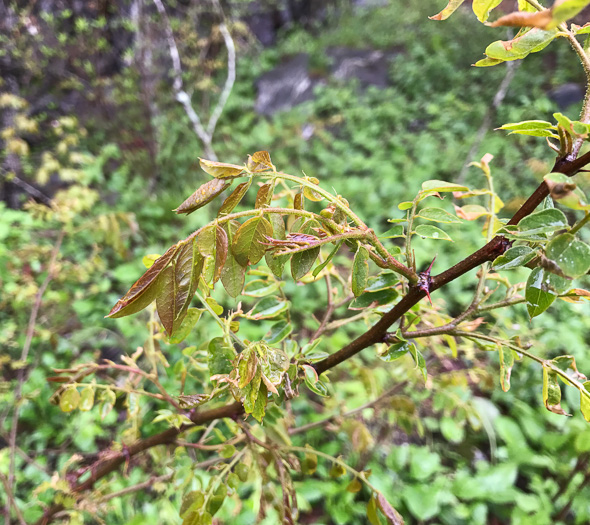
<box><xmin>221</xmin><ymin>221</ymin><xmax>246</xmax><ymax>298</ymax></box>
<box><xmin>414</xmin><ymin>224</ymin><xmax>453</xmax><ymax>241</ymax></box>
<box><xmin>251</xmin><ymin>382</ymin><xmax>268</xmax><ymax>422</ymax></box>
<box><xmin>208</xmin><ymin>337</ymin><xmax>236</xmax><ymax>378</ymax></box>
<box><xmin>546</xmin><ymin>233</ymin><xmax>590</xmax><ymax>279</ymax></box>
<box><xmin>429</xmin><ymin>0</ymin><xmax>466</xmax><ymax>20</ymax></box>
<box><xmin>291</xmin><ymin>219</ymin><xmax>321</xmax><ymax>280</ymax></box>
<box><xmin>232</xmin><ymin>216</ymin><xmax>273</xmax><ymax>267</ymax></box>
<box><xmin>60</xmin><ymin>386</ymin><xmax>80</xmax><ymax>412</ymax></box>
<box><xmin>472</xmin><ymin>0</ymin><xmax>503</xmax><ymax>21</ymax></box>
<box><xmin>255</xmin><ymin>182</ymin><xmax>274</xmax><ymax>209</ymax></box>
<box><xmin>377</xmin><ymin>493</ymin><xmax>404</xmax><ymax>525</ymax></box>
<box><xmin>352</xmin><ymin>245</ymin><xmax>370</xmax><ymax>297</ymax></box>
<box><xmin>199</xmin><ymin>158</ymin><xmax>244</xmax><ymax>179</ymax></box>
<box><xmin>218</xmin><ymin>180</ymin><xmax>252</xmax><ymax>216</ymax></box>
<box><xmin>484</xmin><ymin>28</ymin><xmax>558</xmax><ymax>62</ymax></box>
<box><xmin>168</xmin><ymin>308</ymin><xmax>203</xmax><ymax>344</ymax></box>
<box><xmin>416</xmin><ymin>207</ymin><xmax>462</xmax><ymax>223</ymax></box>
<box><xmin>544</xmin><ymin>172</ymin><xmax>590</xmax><ymax>210</ymax></box>
<box><xmin>493</xmin><ymin>246</ymin><xmax>537</xmax><ymax>270</ymax></box>
<box><xmin>108</xmin><ymin>244</ymin><xmax>179</xmax><ymax>318</ymax></box>
<box><xmin>156</xmin><ymin>239</ymin><xmax>203</xmax><ymax>336</ymax></box>
<box><xmin>312</xmin><ymin>240</ymin><xmax>343</xmax><ymax>277</ymax></box>
<box><xmin>581</xmin><ymin>382</ymin><xmax>590</xmax><ymax>422</ymax></box>
<box><xmin>526</xmin><ymin>267</ymin><xmax>570</xmax><ymax>318</ymax></box>
<box><xmin>542</xmin><ymin>366</ymin><xmax>571</xmax><ymax>416</ymax></box>
<box><xmin>366</xmin><ymin>494</ymin><xmax>382</xmax><ymax>525</ymax></box>
<box><xmin>174</xmin><ymin>178</ymin><xmax>231</xmax><ymax>215</ymax></box>
<box><xmin>266</xmin><ymin>214</ymin><xmax>289</xmax><ymax>277</ymax></box>
<box><xmin>490</xmin><ymin>9</ymin><xmax>553</xmax><ymax>28</ymax></box>
<box><xmin>79</xmin><ymin>386</ymin><xmax>95</xmax><ymax>412</ymax></box>
<box><xmin>409</xmin><ymin>345</ymin><xmax>428</xmax><ymax>381</ymax></box>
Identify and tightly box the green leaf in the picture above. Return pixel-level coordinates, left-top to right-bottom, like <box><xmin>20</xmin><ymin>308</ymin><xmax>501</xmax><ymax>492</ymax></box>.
<box><xmin>492</xmin><ymin>246</ymin><xmax>537</xmax><ymax>270</ymax></box>
<box><xmin>545</xmin><ymin>173</ymin><xmax>590</xmax><ymax>210</ymax></box>
<box><xmin>409</xmin><ymin>345</ymin><xmax>427</xmax><ymax>381</ymax></box>
<box><xmin>221</xmin><ymin>221</ymin><xmax>245</xmax><ymax>298</ymax></box>
<box><xmin>60</xmin><ymin>386</ymin><xmax>80</xmax><ymax>412</ymax></box>
<box><xmin>251</xmin><ymin>383</ymin><xmax>268</xmax><ymax>423</ymax></box>
<box><xmin>232</xmin><ymin>216</ymin><xmax>273</xmax><ymax>267</ymax></box>
<box><xmin>474</xmin><ymin>57</ymin><xmax>505</xmax><ymax>67</ymax></box>
<box><xmin>526</xmin><ymin>267</ymin><xmax>570</xmax><ymax>318</ymax></box>
<box><xmin>243</xmin><ymin>279</ymin><xmax>281</xmax><ymax>298</ymax></box>
<box><xmin>108</xmin><ymin>243</ymin><xmax>179</xmax><ymax>318</ymax></box>
<box><xmin>367</xmin><ymin>494</ymin><xmax>382</xmax><ymax>525</ymax></box>
<box><xmin>312</xmin><ymin>240</ymin><xmax>344</xmax><ymax>277</ymax></box>
<box><xmin>498</xmin><ymin>120</ymin><xmax>553</xmax><ymax>131</ymax></box>
<box><xmin>380</xmin><ymin>224</ymin><xmax>405</xmax><ymax>238</ymax></box>
<box><xmin>180</xmin><ymin>491</ymin><xmax>205</xmax><ymax>519</ymax></box>
<box><xmin>542</xmin><ymin>366</ymin><xmax>571</xmax><ymax>416</ymax></box>
<box><xmin>99</xmin><ymin>389</ymin><xmax>116</xmax><ymax>420</ymax></box>
<box><xmin>416</xmin><ymin>207</ymin><xmax>462</xmax><ymax>223</ymax></box>
<box><xmin>414</xmin><ymin>224</ymin><xmax>453</xmax><ymax>241</ymax></box>
<box><xmin>218</xmin><ymin>180</ymin><xmax>252</xmax><ymax>216</ymax></box>
<box><xmin>379</xmin><ymin>341</ymin><xmax>413</xmax><ymax>362</ymax></box>
<box><xmin>499</xmin><ymin>346</ymin><xmax>514</xmax><ymax>392</ymax></box>
<box><xmin>485</xmin><ymin>28</ymin><xmax>558</xmax><ymax>62</ymax></box>
<box><xmin>352</xmin><ymin>245</ymin><xmax>370</xmax><ymax>297</ymax></box>
<box><xmin>551</xmin><ymin>0</ymin><xmax>590</xmax><ymax>28</ymax></box>
<box><xmin>291</xmin><ymin>219</ymin><xmax>321</xmax><ymax>280</ymax></box>
<box><xmin>264</xmin><ymin>320</ymin><xmax>293</xmax><ymax>345</ymax></box>
<box><xmin>208</xmin><ymin>337</ymin><xmax>236</xmax><ymax>378</ymax></box>
<box><xmin>429</xmin><ymin>0</ymin><xmax>466</xmax><ymax>20</ymax></box>
<box><xmin>516</xmin><ymin>208</ymin><xmax>568</xmax><ymax>239</ymax></box>
<box><xmin>205</xmin><ymin>485</ymin><xmax>227</xmax><ymax>517</ymax></box>
<box><xmin>199</xmin><ymin>158</ymin><xmax>244</xmax><ymax>179</ymax></box>
<box><xmin>168</xmin><ymin>308</ymin><xmax>203</xmax><ymax>344</ymax></box>
<box><xmin>349</xmin><ymin>288</ymin><xmax>399</xmax><ymax>310</ymax></box>
<box><xmin>265</xmin><ymin>214</ymin><xmax>289</xmax><ymax>278</ymax></box>
<box><xmin>156</xmin><ymin>239</ymin><xmax>203</xmax><ymax>336</ymax></box>
<box><xmin>421</xmin><ymin>180</ymin><xmax>469</xmax><ymax>193</ymax></box>
<box><xmin>546</xmin><ymin>233</ymin><xmax>590</xmax><ymax>279</ymax></box>
<box><xmin>79</xmin><ymin>386</ymin><xmax>95</xmax><ymax>412</ymax></box>
<box><xmin>472</xmin><ymin>0</ymin><xmax>503</xmax><ymax>21</ymax></box>
<box><xmin>248</xmin><ymin>297</ymin><xmax>290</xmax><ymax>320</ymax></box>
<box><xmin>174</xmin><ymin>178</ymin><xmax>231</xmax><ymax>215</ymax></box>
<box><xmin>366</xmin><ymin>272</ymin><xmax>399</xmax><ymax>292</ymax></box>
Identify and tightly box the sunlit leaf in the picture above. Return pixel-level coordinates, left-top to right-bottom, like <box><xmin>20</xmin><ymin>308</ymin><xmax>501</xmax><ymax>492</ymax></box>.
<box><xmin>247</xmin><ymin>150</ymin><xmax>274</xmax><ymax>172</ymax></box>
<box><xmin>199</xmin><ymin>158</ymin><xmax>244</xmax><ymax>179</ymax></box>
<box><xmin>174</xmin><ymin>178</ymin><xmax>231</xmax><ymax>215</ymax></box>
<box><xmin>421</xmin><ymin>180</ymin><xmax>469</xmax><ymax>193</ymax></box>
<box><xmin>472</xmin><ymin>0</ymin><xmax>503</xmax><ymax>22</ymax></box>
<box><xmin>542</xmin><ymin>365</ymin><xmax>571</xmax><ymax>416</ymax></box>
<box><xmin>581</xmin><ymin>382</ymin><xmax>590</xmax><ymax>422</ymax></box>
<box><xmin>79</xmin><ymin>386</ymin><xmax>95</xmax><ymax>412</ymax></box>
<box><xmin>429</xmin><ymin>0</ymin><xmax>466</xmax><ymax>20</ymax></box>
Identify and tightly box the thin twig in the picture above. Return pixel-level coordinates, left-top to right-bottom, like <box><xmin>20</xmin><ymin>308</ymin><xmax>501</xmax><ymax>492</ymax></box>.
<box><xmin>6</xmin><ymin>229</ymin><xmax>64</xmax><ymax>521</ymax></box>
<box><xmin>0</xmin><ymin>472</ymin><xmax>26</xmax><ymax>525</ymax></box>
<box><xmin>96</xmin><ymin>473</ymin><xmax>173</xmax><ymax>504</ymax></box>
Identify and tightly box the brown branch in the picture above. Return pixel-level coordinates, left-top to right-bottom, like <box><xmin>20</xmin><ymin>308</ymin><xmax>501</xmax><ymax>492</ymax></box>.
<box><xmin>37</xmin><ymin>136</ymin><xmax>590</xmax><ymax>525</ymax></box>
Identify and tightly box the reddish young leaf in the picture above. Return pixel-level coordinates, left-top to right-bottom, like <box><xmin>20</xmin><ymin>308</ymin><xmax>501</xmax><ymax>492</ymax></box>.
<box><xmin>175</xmin><ymin>178</ymin><xmax>231</xmax><ymax>215</ymax></box>
<box><xmin>218</xmin><ymin>180</ymin><xmax>252</xmax><ymax>216</ymax></box>
<box><xmin>107</xmin><ymin>243</ymin><xmax>180</xmax><ymax>318</ymax></box>
<box><xmin>255</xmin><ymin>182</ymin><xmax>274</xmax><ymax>209</ymax></box>
<box><xmin>247</xmin><ymin>150</ymin><xmax>274</xmax><ymax>172</ymax></box>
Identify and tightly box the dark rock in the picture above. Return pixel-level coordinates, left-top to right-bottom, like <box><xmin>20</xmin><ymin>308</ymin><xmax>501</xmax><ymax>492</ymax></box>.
<box><xmin>548</xmin><ymin>83</ymin><xmax>585</xmax><ymax>110</ymax></box>
<box><xmin>327</xmin><ymin>46</ymin><xmax>397</xmax><ymax>88</ymax></box>
<box><xmin>255</xmin><ymin>53</ymin><xmax>320</xmax><ymax>115</ymax></box>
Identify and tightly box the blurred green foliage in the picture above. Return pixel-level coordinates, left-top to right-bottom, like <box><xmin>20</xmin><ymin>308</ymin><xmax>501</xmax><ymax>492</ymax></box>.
<box><xmin>2</xmin><ymin>1</ymin><xmax>590</xmax><ymax>524</ymax></box>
